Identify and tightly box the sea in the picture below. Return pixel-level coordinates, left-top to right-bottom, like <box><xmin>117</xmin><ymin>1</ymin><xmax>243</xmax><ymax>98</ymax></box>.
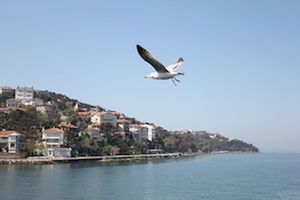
<box><xmin>0</xmin><ymin>153</ymin><xmax>299</xmax><ymax>200</ymax></box>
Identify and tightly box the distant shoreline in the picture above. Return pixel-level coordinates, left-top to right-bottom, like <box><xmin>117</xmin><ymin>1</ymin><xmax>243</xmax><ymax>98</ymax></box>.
<box><xmin>0</xmin><ymin>151</ymin><xmax>257</xmax><ymax>165</ymax></box>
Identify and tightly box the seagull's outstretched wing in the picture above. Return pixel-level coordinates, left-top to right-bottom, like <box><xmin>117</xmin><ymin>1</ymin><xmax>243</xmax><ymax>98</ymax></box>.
<box><xmin>137</xmin><ymin>45</ymin><xmax>169</xmax><ymax>73</ymax></box>
<box><xmin>167</xmin><ymin>57</ymin><xmax>184</xmax><ymax>72</ymax></box>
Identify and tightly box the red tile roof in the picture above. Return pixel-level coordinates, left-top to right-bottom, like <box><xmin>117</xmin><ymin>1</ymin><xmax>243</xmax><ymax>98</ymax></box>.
<box><xmin>0</xmin><ymin>107</ymin><xmax>25</xmax><ymax>112</ymax></box>
<box><xmin>59</xmin><ymin>123</ymin><xmax>79</xmax><ymax>129</ymax></box>
<box><xmin>77</xmin><ymin>112</ymin><xmax>90</xmax><ymax>115</ymax></box>
<box><xmin>112</xmin><ymin>131</ymin><xmax>125</xmax><ymax>136</ymax></box>
<box><xmin>92</xmin><ymin>123</ymin><xmax>101</xmax><ymax>127</ymax></box>
<box><xmin>129</xmin><ymin>124</ymin><xmax>140</xmax><ymax>127</ymax></box>
<box><xmin>0</xmin><ymin>107</ymin><xmax>17</xmax><ymax>111</ymax></box>
<box><xmin>117</xmin><ymin>119</ymin><xmax>130</xmax><ymax>123</ymax></box>
<box><xmin>0</xmin><ymin>87</ymin><xmax>14</xmax><ymax>90</ymax></box>
<box><xmin>111</xmin><ymin>112</ymin><xmax>121</xmax><ymax>115</ymax></box>
<box><xmin>85</xmin><ymin>128</ymin><xmax>100</xmax><ymax>131</ymax></box>
<box><xmin>0</xmin><ymin>131</ymin><xmax>24</xmax><ymax>136</ymax></box>
<box><xmin>43</xmin><ymin>128</ymin><xmax>63</xmax><ymax>133</ymax></box>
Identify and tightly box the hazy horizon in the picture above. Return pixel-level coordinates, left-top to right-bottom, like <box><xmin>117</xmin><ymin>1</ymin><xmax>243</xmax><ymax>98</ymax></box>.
<box><xmin>1</xmin><ymin>0</ymin><xmax>299</xmax><ymax>153</ymax></box>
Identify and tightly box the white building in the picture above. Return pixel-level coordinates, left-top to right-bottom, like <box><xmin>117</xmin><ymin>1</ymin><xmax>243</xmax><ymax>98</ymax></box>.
<box><xmin>0</xmin><ymin>107</ymin><xmax>24</xmax><ymax>114</ymax></box>
<box><xmin>84</xmin><ymin>128</ymin><xmax>100</xmax><ymax>138</ymax></box>
<box><xmin>36</xmin><ymin>104</ymin><xmax>56</xmax><ymax>115</ymax></box>
<box><xmin>42</xmin><ymin>128</ymin><xmax>64</xmax><ymax>147</ymax></box>
<box><xmin>42</xmin><ymin>128</ymin><xmax>71</xmax><ymax>157</ymax></box>
<box><xmin>0</xmin><ymin>86</ymin><xmax>14</xmax><ymax>94</ymax></box>
<box><xmin>27</xmin><ymin>98</ymin><xmax>43</xmax><ymax>106</ymax></box>
<box><xmin>141</xmin><ymin>124</ymin><xmax>156</xmax><ymax>141</ymax></box>
<box><xmin>129</xmin><ymin>124</ymin><xmax>156</xmax><ymax>142</ymax></box>
<box><xmin>0</xmin><ymin>131</ymin><xmax>25</xmax><ymax>153</ymax></box>
<box><xmin>6</xmin><ymin>98</ymin><xmax>20</xmax><ymax>107</ymax></box>
<box><xmin>117</xmin><ymin>119</ymin><xmax>131</xmax><ymax>132</ymax></box>
<box><xmin>91</xmin><ymin>112</ymin><xmax>117</xmax><ymax>127</ymax></box>
<box><xmin>15</xmin><ymin>86</ymin><xmax>34</xmax><ymax>100</ymax></box>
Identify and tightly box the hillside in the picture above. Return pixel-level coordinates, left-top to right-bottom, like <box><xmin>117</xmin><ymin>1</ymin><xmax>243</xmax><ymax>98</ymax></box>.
<box><xmin>0</xmin><ymin>87</ymin><xmax>259</xmax><ymax>156</ymax></box>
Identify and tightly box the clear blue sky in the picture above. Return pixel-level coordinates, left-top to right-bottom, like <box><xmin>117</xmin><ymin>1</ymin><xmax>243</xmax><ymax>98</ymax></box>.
<box><xmin>1</xmin><ymin>0</ymin><xmax>299</xmax><ymax>152</ymax></box>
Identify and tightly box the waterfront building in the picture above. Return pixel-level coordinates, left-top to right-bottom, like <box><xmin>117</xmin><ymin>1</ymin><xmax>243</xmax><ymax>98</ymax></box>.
<box><xmin>129</xmin><ymin>124</ymin><xmax>156</xmax><ymax>142</ymax></box>
<box><xmin>0</xmin><ymin>131</ymin><xmax>25</xmax><ymax>153</ymax></box>
<box><xmin>42</xmin><ymin>128</ymin><xmax>64</xmax><ymax>148</ymax></box>
<box><xmin>42</xmin><ymin>128</ymin><xmax>71</xmax><ymax>157</ymax></box>
<box><xmin>141</xmin><ymin>124</ymin><xmax>156</xmax><ymax>141</ymax></box>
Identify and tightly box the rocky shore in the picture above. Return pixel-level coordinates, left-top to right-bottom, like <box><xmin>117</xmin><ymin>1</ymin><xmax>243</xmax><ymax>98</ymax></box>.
<box><xmin>0</xmin><ymin>151</ymin><xmax>259</xmax><ymax>165</ymax></box>
<box><xmin>0</xmin><ymin>153</ymin><xmax>185</xmax><ymax>165</ymax></box>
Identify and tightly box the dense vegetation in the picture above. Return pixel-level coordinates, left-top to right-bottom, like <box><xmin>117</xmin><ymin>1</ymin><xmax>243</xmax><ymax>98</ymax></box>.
<box><xmin>0</xmin><ymin>90</ymin><xmax>259</xmax><ymax>156</ymax></box>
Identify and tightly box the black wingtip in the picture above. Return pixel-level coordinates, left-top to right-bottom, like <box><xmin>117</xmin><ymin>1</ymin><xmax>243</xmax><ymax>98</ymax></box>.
<box><xmin>178</xmin><ymin>57</ymin><xmax>184</xmax><ymax>62</ymax></box>
<box><xmin>136</xmin><ymin>44</ymin><xmax>144</xmax><ymax>56</ymax></box>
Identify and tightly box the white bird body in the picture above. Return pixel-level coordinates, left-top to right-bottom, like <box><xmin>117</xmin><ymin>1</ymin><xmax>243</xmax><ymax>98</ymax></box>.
<box><xmin>145</xmin><ymin>72</ymin><xmax>184</xmax><ymax>80</ymax></box>
<box><xmin>137</xmin><ymin>45</ymin><xmax>184</xmax><ymax>85</ymax></box>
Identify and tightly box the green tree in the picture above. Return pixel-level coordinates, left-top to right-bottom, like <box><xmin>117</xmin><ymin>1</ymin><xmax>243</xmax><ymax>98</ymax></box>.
<box><xmin>100</xmin><ymin>123</ymin><xmax>117</xmax><ymax>138</ymax></box>
<box><xmin>130</xmin><ymin>142</ymin><xmax>147</xmax><ymax>154</ymax></box>
<box><xmin>163</xmin><ymin>136</ymin><xmax>177</xmax><ymax>152</ymax></box>
<box><xmin>103</xmin><ymin>145</ymin><xmax>112</xmax><ymax>155</ymax></box>
<box><xmin>3</xmin><ymin>106</ymin><xmax>44</xmax><ymax>140</ymax></box>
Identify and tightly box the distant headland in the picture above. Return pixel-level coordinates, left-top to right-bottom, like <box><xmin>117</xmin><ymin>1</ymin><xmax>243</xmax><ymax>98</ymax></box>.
<box><xmin>0</xmin><ymin>86</ymin><xmax>259</xmax><ymax>163</ymax></box>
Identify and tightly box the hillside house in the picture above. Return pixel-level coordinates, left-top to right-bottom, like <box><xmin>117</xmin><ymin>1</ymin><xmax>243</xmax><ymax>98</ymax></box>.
<box><xmin>36</xmin><ymin>103</ymin><xmax>56</xmax><ymax>115</ymax></box>
<box><xmin>117</xmin><ymin>119</ymin><xmax>131</xmax><ymax>132</ymax></box>
<box><xmin>0</xmin><ymin>131</ymin><xmax>25</xmax><ymax>153</ymax></box>
<box><xmin>6</xmin><ymin>98</ymin><xmax>20</xmax><ymax>108</ymax></box>
<box><xmin>0</xmin><ymin>86</ymin><xmax>14</xmax><ymax>94</ymax></box>
<box><xmin>84</xmin><ymin>128</ymin><xmax>100</xmax><ymax>138</ymax></box>
<box><xmin>15</xmin><ymin>86</ymin><xmax>34</xmax><ymax>100</ymax></box>
<box><xmin>0</xmin><ymin>107</ymin><xmax>24</xmax><ymax>114</ymax></box>
<box><xmin>91</xmin><ymin>112</ymin><xmax>117</xmax><ymax>127</ymax></box>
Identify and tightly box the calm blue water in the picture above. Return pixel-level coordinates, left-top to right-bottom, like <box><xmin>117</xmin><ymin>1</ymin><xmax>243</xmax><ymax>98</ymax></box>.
<box><xmin>0</xmin><ymin>153</ymin><xmax>299</xmax><ymax>200</ymax></box>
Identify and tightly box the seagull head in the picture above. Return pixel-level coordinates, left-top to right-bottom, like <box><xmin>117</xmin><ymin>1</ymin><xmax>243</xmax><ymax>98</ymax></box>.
<box><xmin>176</xmin><ymin>72</ymin><xmax>185</xmax><ymax>76</ymax></box>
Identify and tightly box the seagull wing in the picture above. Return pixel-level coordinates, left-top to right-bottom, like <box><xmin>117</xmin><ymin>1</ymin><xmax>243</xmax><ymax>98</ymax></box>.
<box><xmin>167</xmin><ymin>57</ymin><xmax>184</xmax><ymax>72</ymax></box>
<box><xmin>137</xmin><ymin>45</ymin><xmax>169</xmax><ymax>73</ymax></box>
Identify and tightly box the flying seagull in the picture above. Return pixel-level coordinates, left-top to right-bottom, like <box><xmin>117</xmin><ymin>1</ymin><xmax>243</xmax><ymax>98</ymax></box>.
<box><xmin>136</xmin><ymin>44</ymin><xmax>184</xmax><ymax>85</ymax></box>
